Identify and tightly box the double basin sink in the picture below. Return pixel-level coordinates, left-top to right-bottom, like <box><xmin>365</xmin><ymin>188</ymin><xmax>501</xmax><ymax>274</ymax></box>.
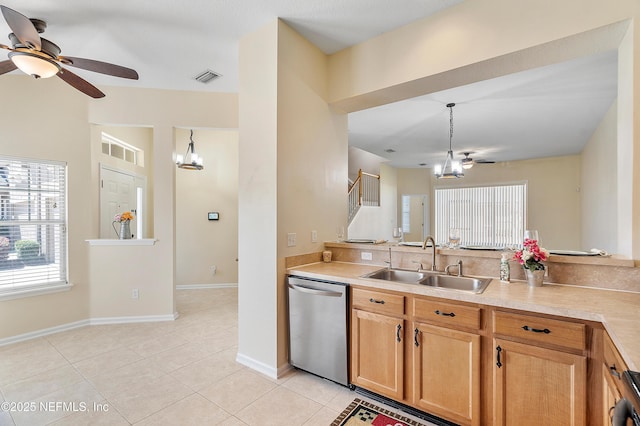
<box><xmin>362</xmin><ymin>268</ymin><xmax>492</xmax><ymax>294</ymax></box>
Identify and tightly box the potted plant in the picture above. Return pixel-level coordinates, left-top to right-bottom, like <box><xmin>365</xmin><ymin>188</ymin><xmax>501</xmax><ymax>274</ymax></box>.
<box><xmin>513</xmin><ymin>238</ymin><xmax>549</xmax><ymax>287</ymax></box>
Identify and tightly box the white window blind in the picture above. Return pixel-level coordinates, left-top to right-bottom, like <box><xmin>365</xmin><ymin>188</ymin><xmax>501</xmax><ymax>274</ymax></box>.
<box><xmin>401</xmin><ymin>195</ymin><xmax>411</xmax><ymax>233</ymax></box>
<box><xmin>0</xmin><ymin>156</ymin><xmax>68</xmax><ymax>294</ymax></box>
<box><xmin>434</xmin><ymin>183</ymin><xmax>526</xmax><ymax>248</ymax></box>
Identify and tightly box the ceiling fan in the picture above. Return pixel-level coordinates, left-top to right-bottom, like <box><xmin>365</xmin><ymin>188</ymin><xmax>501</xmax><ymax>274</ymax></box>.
<box><xmin>461</xmin><ymin>152</ymin><xmax>495</xmax><ymax>169</ymax></box>
<box><xmin>0</xmin><ymin>5</ymin><xmax>138</xmax><ymax>98</ymax></box>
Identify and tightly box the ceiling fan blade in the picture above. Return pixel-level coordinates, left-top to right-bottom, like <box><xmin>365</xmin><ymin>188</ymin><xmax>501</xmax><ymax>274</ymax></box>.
<box><xmin>57</xmin><ymin>67</ymin><xmax>105</xmax><ymax>98</ymax></box>
<box><xmin>0</xmin><ymin>59</ymin><xmax>17</xmax><ymax>75</ymax></box>
<box><xmin>0</xmin><ymin>6</ymin><xmax>41</xmax><ymax>51</ymax></box>
<box><xmin>59</xmin><ymin>56</ymin><xmax>138</xmax><ymax>80</ymax></box>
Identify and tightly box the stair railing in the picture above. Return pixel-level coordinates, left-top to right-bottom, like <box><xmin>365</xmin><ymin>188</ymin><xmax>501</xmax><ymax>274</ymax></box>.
<box><xmin>348</xmin><ymin>169</ymin><xmax>380</xmax><ymax>224</ymax></box>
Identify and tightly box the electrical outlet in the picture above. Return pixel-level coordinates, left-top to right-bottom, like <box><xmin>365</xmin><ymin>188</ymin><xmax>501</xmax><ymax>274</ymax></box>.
<box><xmin>132</xmin><ymin>288</ymin><xmax>139</xmax><ymax>299</ymax></box>
<box><xmin>311</xmin><ymin>230</ymin><xmax>317</xmax><ymax>243</ymax></box>
<box><xmin>361</xmin><ymin>252</ymin><xmax>373</xmax><ymax>261</ymax></box>
<box><xmin>287</xmin><ymin>233</ymin><xmax>296</xmax><ymax>247</ymax></box>
<box><xmin>210</xmin><ymin>265</ymin><xmax>217</xmax><ymax>275</ymax></box>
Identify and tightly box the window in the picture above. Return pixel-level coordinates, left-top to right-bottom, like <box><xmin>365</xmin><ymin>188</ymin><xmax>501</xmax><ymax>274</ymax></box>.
<box><xmin>0</xmin><ymin>155</ymin><xmax>68</xmax><ymax>297</ymax></box>
<box><xmin>401</xmin><ymin>195</ymin><xmax>411</xmax><ymax>233</ymax></box>
<box><xmin>101</xmin><ymin>132</ymin><xmax>143</xmax><ymax>166</ymax></box>
<box><xmin>434</xmin><ymin>183</ymin><xmax>526</xmax><ymax>248</ymax></box>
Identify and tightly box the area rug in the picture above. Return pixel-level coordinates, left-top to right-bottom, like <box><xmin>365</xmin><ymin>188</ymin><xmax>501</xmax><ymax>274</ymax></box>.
<box><xmin>331</xmin><ymin>398</ymin><xmax>427</xmax><ymax>426</ymax></box>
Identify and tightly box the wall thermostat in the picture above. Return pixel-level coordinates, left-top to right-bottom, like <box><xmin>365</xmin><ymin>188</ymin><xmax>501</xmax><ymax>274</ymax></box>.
<box><xmin>208</xmin><ymin>212</ymin><xmax>219</xmax><ymax>221</ymax></box>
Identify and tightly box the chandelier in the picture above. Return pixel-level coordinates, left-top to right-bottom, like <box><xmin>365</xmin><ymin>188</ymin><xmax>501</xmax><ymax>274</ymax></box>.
<box><xmin>433</xmin><ymin>103</ymin><xmax>463</xmax><ymax>179</ymax></box>
<box><xmin>176</xmin><ymin>130</ymin><xmax>204</xmax><ymax>170</ymax></box>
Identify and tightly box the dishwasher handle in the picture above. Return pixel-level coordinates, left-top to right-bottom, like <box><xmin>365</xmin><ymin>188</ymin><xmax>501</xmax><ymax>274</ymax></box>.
<box><xmin>288</xmin><ymin>283</ymin><xmax>344</xmax><ymax>297</ymax></box>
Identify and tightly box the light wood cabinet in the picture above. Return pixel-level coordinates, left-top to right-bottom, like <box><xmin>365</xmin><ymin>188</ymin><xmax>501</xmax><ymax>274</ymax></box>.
<box><xmin>602</xmin><ymin>332</ymin><xmax>628</xmax><ymax>425</ymax></box>
<box><xmin>493</xmin><ymin>310</ymin><xmax>588</xmax><ymax>426</ymax></box>
<box><xmin>413</xmin><ymin>322</ymin><xmax>481</xmax><ymax>425</ymax></box>
<box><xmin>351</xmin><ymin>288</ymin><xmax>405</xmax><ymax>400</ymax></box>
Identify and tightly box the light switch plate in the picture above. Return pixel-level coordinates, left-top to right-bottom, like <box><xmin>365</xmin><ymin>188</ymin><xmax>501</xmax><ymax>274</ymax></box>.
<box><xmin>287</xmin><ymin>233</ymin><xmax>296</xmax><ymax>247</ymax></box>
<box><xmin>361</xmin><ymin>252</ymin><xmax>373</xmax><ymax>260</ymax></box>
<box><xmin>311</xmin><ymin>230</ymin><xmax>317</xmax><ymax>243</ymax></box>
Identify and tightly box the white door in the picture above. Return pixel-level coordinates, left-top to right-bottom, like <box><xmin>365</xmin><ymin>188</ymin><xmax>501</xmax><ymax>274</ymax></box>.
<box><xmin>100</xmin><ymin>167</ymin><xmax>136</xmax><ymax>238</ymax></box>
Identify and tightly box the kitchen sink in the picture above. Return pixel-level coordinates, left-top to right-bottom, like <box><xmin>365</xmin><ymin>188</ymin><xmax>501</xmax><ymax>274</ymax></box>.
<box><xmin>362</xmin><ymin>268</ymin><xmax>430</xmax><ymax>284</ymax></box>
<box><xmin>418</xmin><ymin>274</ymin><xmax>492</xmax><ymax>294</ymax></box>
<box><xmin>362</xmin><ymin>268</ymin><xmax>491</xmax><ymax>294</ymax></box>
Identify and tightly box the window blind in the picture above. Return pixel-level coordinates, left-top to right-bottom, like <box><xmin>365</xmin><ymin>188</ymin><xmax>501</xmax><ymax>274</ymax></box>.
<box><xmin>0</xmin><ymin>156</ymin><xmax>68</xmax><ymax>293</ymax></box>
<box><xmin>434</xmin><ymin>183</ymin><xmax>526</xmax><ymax>248</ymax></box>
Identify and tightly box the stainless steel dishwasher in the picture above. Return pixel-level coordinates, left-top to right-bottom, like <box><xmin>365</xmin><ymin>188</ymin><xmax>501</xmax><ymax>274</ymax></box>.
<box><xmin>287</xmin><ymin>275</ymin><xmax>349</xmax><ymax>386</ymax></box>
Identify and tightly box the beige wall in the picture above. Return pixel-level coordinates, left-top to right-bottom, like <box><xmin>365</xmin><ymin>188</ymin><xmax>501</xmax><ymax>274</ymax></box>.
<box><xmin>429</xmin><ymin>156</ymin><xmax>582</xmax><ymax>250</ymax></box>
<box><xmin>0</xmin><ymin>78</ymin><xmax>238</xmax><ymax>339</ymax></box>
<box><xmin>582</xmin><ymin>102</ymin><xmax>617</xmax><ymax>253</ymax></box>
<box><xmin>0</xmin><ymin>76</ymin><xmax>91</xmax><ymax>339</ymax></box>
<box><xmin>327</xmin><ymin>0</ymin><xmax>640</xmax><ymax>256</ymax></box>
<box><xmin>175</xmin><ymin>128</ymin><xmax>239</xmax><ymax>286</ymax></box>
<box><xmin>238</xmin><ymin>20</ymin><xmax>348</xmax><ymax>375</ymax></box>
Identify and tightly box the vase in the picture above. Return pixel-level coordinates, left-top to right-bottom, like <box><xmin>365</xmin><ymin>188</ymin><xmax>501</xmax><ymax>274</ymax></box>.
<box><xmin>112</xmin><ymin>220</ymin><xmax>132</xmax><ymax>239</ymax></box>
<box><xmin>525</xmin><ymin>268</ymin><xmax>544</xmax><ymax>287</ymax></box>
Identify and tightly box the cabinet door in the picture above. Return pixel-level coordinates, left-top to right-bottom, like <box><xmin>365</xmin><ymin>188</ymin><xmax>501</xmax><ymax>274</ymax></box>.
<box><xmin>493</xmin><ymin>338</ymin><xmax>586</xmax><ymax>426</ymax></box>
<box><xmin>413</xmin><ymin>323</ymin><xmax>481</xmax><ymax>426</ymax></box>
<box><xmin>351</xmin><ymin>309</ymin><xmax>404</xmax><ymax>400</ymax></box>
<box><xmin>602</xmin><ymin>364</ymin><xmax>622</xmax><ymax>426</ymax></box>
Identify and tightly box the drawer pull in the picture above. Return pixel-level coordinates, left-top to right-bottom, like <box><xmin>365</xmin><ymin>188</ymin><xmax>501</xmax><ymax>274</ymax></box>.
<box><xmin>609</xmin><ymin>365</ymin><xmax>621</xmax><ymax>379</ymax></box>
<box><xmin>369</xmin><ymin>298</ymin><xmax>385</xmax><ymax>304</ymax></box>
<box><xmin>414</xmin><ymin>328</ymin><xmax>420</xmax><ymax>347</ymax></box>
<box><xmin>396</xmin><ymin>324</ymin><xmax>402</xmax><ymax>342</ymax></box>
<box><xmin>522</xmin><ymin>325</ymin><xmax>550</xmax><ymax>334</ymax></box>
<box><xmin>434</xmin><ymin>310</ymin><xmax>456</xmax><ymax>317</ymax></box>
<box><xmin>496</xmin><ymin>345</ymin><xmax>502</xmax><ymax>368</ymax></box>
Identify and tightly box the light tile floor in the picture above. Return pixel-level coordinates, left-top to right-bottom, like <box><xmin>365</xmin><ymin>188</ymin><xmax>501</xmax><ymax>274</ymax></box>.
<box><xmin>0</xmin><ymin>288</ymin><xmax>432</xmax><ymax>426</ymax></box>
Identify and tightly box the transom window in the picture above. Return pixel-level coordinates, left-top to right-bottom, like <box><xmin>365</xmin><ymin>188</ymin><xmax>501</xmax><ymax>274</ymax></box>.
<box><xmin>0</xmin><ymin>155</ymin><xmax>68</xmax><ymax>297</ymax></box>
<box><xmin>101</xmin><ymin>132</ymin><xmax>143</xmax><ymax>166</ymax></box>
<box><xmin>434</xmin><ymin>183</ymin><xmax>527</xmax><ymax>248</ymax></box>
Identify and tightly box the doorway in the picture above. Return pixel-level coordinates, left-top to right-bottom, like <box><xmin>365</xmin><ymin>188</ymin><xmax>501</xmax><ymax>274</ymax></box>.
<box><xmin>100</xmin><ymin>165</ymin><xmax>146</xmax><ymax>239</ymax></box>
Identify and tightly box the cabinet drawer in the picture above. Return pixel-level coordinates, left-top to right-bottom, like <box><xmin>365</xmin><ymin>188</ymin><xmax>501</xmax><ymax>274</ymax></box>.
<box><xmin>352</xmin><ymin>288</ymin><xmax>404</xmax><ymax>316</ymax></box>
<box><xmin>493</xmin><ymin>311</ymin><xmax>586</xmax><ymax>351</ymax></box>
<box><xmin>603</xmin><ymin>332</ymin><xmax>627</xmax><ymax>387</ymax></box>
<box><xmin>413</xmin><ymin>297</ymin><xmax>481</xmax><ymax>330</ymax></box>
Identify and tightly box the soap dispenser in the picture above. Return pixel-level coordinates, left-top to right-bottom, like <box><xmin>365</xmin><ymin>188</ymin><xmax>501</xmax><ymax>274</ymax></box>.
<box><xmin>500</xmin><ymin>253</ymin><xmax>510</xmax><ymax>283</ymax></box>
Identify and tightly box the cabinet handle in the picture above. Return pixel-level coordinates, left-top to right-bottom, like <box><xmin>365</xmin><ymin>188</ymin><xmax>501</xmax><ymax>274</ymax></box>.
<box><xmin>369</xmin><ymin>298</ymin><xmax>385</xmax><ymax>304</ymax></box>
<box><xmin>396</xmin><ymin>324</ymin><xmax>402</xmax><ymax>342</ymax></box>
<box><xmin>496</xmin><ymin>345</ymin><xmax>502</xmax><ymax>368</ymax></box>
<box><xmin>609</xmin><ymin>364</ymin><xmax>621</xmax><ymax>379</ymax></box>
<box><xmin>414</xmin><ymin>328</ymin><xmax>420</xmax><ymax>347</ymax></box>
<box><xmin>434</xmin><ymin>310</ymin><xmax>455</xmax><ymax>317</ymax></box>
<box><xmin>521</xmin><ymin>325</ymin><xmax>550</xmax><ymax>334</ymax></box>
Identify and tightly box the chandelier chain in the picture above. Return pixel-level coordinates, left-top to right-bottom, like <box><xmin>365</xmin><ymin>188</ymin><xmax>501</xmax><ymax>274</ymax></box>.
<box><xmin>449</xmin><ymin>105</ymin><xmax>454</xmax><ymax>151</ymax></box>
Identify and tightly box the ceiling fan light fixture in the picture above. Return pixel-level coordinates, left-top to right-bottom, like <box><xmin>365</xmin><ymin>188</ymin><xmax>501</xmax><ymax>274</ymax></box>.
<box><xmin>9</xmin><ymin>51</ymin><xmax>60</xmax><ymax>78</ymax></box>
<box><xmin>434</xmin><ymin>103</ymin><xmax>464</xmax><ymax>179</ymax></box>
<box><xmin>461</xmin><ymin>152</ymin><xmax>474</xmax><ymax>169</ymax></box>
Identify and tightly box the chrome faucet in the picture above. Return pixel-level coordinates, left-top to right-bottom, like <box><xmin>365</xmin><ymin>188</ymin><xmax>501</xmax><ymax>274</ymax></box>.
<box><xmin>445</xmin><ymin>259</ymin><xmax>463</xmax><ymax>276</ymax></box>
<box><xmin>422</xmin><ymin>235</ymin><xmax>437</xmax><ymax>271</ymax></box>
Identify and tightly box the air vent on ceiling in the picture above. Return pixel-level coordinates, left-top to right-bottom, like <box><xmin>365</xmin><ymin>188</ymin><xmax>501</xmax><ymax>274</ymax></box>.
<box><xmin>385</xmin><ymin>148</ymin><xmax>396</xmax><ymax>153</ymax></box>
<box><xmin>194</xmin><ymin>69</ymin><xmax>221</xmax><ymax>84</ymax></box>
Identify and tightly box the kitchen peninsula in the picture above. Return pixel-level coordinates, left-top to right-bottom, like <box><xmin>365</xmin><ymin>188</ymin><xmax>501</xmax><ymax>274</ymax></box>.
<box><xmin>287</xmin><ymin>242</ymin><xmax>640</xmax><ymax>425</ymax></box>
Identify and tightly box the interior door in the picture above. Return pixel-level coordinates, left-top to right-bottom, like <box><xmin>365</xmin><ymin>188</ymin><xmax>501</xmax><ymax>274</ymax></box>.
<box><xmin>100</xmin><ymin>167</ymin><xmax>136</xmax><ymax>238</ymax></box>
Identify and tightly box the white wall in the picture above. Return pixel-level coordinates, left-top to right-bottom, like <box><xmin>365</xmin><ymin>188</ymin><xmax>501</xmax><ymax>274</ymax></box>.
<box><xmin>175</xmin><ymin>128</ymin><xmax>239</xmax><ymax>286</ymax></box>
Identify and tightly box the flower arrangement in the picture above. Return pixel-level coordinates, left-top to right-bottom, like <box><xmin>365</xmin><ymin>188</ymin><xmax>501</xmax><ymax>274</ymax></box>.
<box><xmin>113</xmin><ymin>211</ymin><xmax>134</xmax><ymax>222</ymax></box>
<box><xmin>513</xmin><ymin>238</ymin><xmax>549</xmax><ymax>271</ymax></box>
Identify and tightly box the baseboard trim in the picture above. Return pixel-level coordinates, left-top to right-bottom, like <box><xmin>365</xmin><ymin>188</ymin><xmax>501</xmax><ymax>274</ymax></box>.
<box><xmin>89</xmin><ymin>313</ymin><xmax>178</xmax><ymax>325</ymax></box>
<box><xmin>176</xmin><ymin>283</ymin><xmax>238</xmax><ymax>290</ymax></box>
<box><xmin>0</xmin><ymin>313</ymin><xmax>178</xmax><ymax>347</ymax></box>
<box><xmin>236</xmin><ymin>352</ymin><xmax>279</xmax><ymax>380</ymax></box>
